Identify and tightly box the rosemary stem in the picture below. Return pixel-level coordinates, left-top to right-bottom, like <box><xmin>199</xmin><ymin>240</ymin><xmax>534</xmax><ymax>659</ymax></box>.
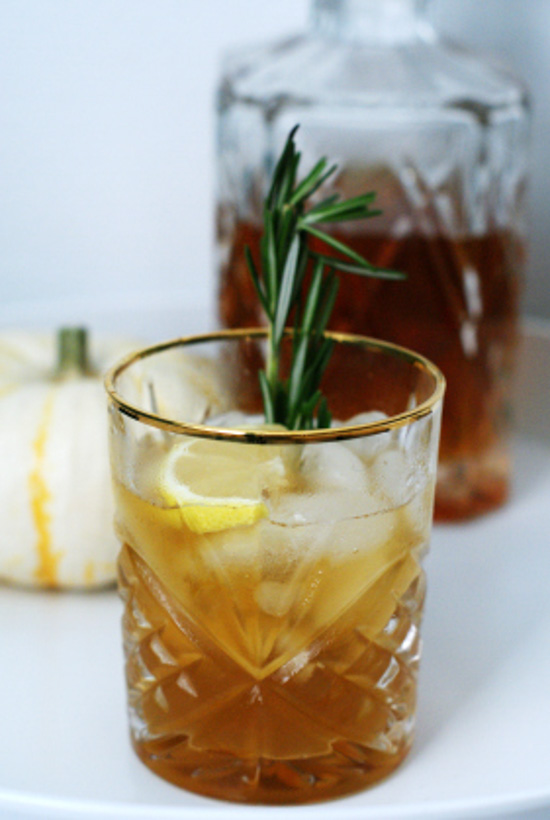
<box><xmin>267</xmin><ymin>329</ymin><xmax>280</xmax><ymax>391</ymax></box>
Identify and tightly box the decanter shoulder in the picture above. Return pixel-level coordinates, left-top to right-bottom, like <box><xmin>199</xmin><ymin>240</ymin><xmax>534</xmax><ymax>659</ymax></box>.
<box><xmin>220</xmin><ymin>33</ymin><xmax>528</xmax><ymax>116</ymax></box>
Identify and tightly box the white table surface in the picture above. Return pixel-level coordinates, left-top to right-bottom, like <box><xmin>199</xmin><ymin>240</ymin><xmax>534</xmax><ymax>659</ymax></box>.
<box><xmin>1</xmin><ymin>304</ymin><xmax>549</xmax><ymax>820</ymax></box>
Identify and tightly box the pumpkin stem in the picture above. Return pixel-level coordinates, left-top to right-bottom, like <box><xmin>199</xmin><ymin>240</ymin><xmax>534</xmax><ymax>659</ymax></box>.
<box><xmin>56</xmin><ymin>327</ymin><xmax>92</xmax><ymax>376</ymax></box>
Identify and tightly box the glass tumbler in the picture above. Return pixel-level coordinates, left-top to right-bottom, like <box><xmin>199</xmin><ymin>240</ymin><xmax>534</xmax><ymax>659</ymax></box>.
<box><xmin>105</xmin><ymin>329</ymin><xmax>444</xmax><ymax>805</ymax></box>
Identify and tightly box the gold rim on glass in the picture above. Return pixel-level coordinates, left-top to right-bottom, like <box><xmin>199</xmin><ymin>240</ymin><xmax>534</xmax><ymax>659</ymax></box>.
<box><xmin>105</xmin><ymin>328</ymin><xmax>446</xmax><ymax>443</ymax></box>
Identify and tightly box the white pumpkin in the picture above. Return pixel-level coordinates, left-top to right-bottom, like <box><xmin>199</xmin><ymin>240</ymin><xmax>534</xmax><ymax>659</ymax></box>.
<box><xmin>0</xmin><ymin>327</ymin><xmax>138</xmax><ymax>589</ymax></box>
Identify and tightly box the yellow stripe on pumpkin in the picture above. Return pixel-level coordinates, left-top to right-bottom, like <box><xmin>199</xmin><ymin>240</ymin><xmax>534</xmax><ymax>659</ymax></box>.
<box><xmin>84</xmin><ymin>561</ymin><xmax>95</xmax><ymax>584</ymax></box>
<box><xmin>29</xmin><ymin>391</ymin><xmax>62</xmax><ymax>586</ymax></box>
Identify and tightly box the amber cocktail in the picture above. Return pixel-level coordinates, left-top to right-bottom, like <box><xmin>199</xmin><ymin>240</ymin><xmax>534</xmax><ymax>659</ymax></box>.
<box><xmin>105</xmin><ymin>329</ymin><xmax>444</xmax><ymax>805</ymax></box>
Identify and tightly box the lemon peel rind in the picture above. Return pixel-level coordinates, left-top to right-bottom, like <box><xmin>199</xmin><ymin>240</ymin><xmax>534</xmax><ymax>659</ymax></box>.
<box><xmin>178</xmin><ymin>501</ymin><xmax>268</xmax><ymax>534</ymax></box>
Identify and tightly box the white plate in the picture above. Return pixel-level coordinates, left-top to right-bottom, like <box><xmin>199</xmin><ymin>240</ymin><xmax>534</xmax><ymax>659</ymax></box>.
<box><xmin>1</xmin><ymin>304</ymin><xmax>549</xmax><ymax>820</ymax></box>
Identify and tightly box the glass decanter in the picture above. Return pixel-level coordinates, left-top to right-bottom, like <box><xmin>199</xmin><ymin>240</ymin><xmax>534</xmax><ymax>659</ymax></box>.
<box><xmin>215</xmin><ymin>0</ymin><xmax>530</xmax><ymax>520</ymax></box>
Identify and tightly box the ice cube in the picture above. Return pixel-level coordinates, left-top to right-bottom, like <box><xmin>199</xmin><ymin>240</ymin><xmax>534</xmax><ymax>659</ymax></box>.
<box><xmin>300</xmin><ymin>441</ymin><xmax>369</xmax><ymax>492</ymax></box>
<box><xmin>260</xmin><ymin>511</ymin><xmax>330</xmax><ymax>565</ymax></box>
<box><xmin>370</xmin><ymin>447</ymin><xmax>409</xmax><ymax>505</ymax></box>
<box><xmin>344</xmin><ymin>411</ymin><xmax>388</xmax><ymax>426</ymax></box>
<box><xmin>260</xmin><ymin>519</ymin><xmax>305</xmax><ymax>576</ymax></box>
<box><xmin>340</xmin><ymin>411</ymin><xmax>392</xmax><ymax>461</ymax></box>
<box><xmin>204</xmin><ymin>524</ymin><xmax>263</xmax><ymax>568</ymax></box>
<box><xmin>254</xmin><ymin>580</ymin><xmax>295</xmax><ymax>617</ymax></box>
<box><xmin>205</xmin><ymin>411</ymin><xmax>265</xmax><ymax>428</ymax></box>
<box><xmin>330</xmin><ymin>506</ymin><xmax>397</xmax><ymax>558</ymax></box>
<box><xmin>270</xmin><ymin>486</ymin><xmax>380</xmax><ymax>528</ymax></box>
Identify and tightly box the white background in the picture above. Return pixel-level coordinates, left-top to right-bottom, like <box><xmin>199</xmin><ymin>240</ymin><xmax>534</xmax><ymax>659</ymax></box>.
<box><xmin>1</xmin><ymin>0</ymin><xmax>549</xmax><ymax>324</ymax></box>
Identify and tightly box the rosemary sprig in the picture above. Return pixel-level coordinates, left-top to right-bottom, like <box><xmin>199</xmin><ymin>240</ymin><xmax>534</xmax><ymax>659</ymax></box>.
<box><xmin>245</xmin><ymin>126</ymin><xmax>404</xmax><ymax>430</ymax></box>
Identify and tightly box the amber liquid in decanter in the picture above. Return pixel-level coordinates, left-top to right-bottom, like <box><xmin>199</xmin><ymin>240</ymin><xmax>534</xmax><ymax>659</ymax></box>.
<box><xmin>219</xmin><ymin>214</ymin><xmax>523</xmax><ymax>521</ymax></box>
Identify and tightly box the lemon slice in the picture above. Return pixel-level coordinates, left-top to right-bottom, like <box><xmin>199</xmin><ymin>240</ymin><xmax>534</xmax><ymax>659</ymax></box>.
<box><xmin>158</xmin><ymin>435</ymin><xmax>287</xmax><ymax>535</ymax></box>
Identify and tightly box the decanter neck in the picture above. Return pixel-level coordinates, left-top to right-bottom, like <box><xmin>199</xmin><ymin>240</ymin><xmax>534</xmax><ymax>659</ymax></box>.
<box><xmin>311</xmin><ymin>0</ymin><xmax>434</xmax><ymax>45</ymax></box>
